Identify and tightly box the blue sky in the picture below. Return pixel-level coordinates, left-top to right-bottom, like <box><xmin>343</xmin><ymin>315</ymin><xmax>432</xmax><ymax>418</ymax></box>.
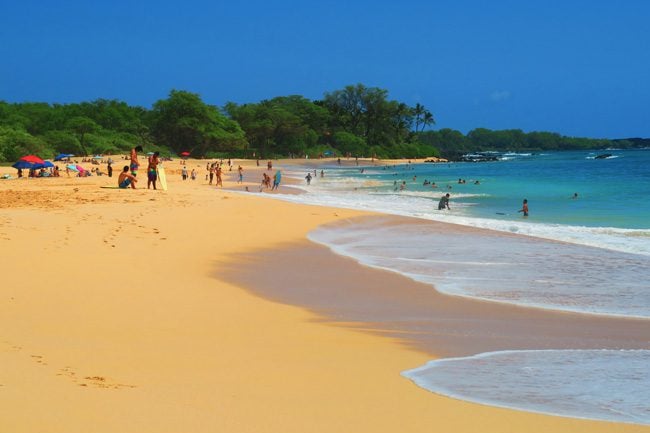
<box><xmin>1</xmin><ymin>0</ymin><xmax>649</xmax><ymax>138</ymax></box>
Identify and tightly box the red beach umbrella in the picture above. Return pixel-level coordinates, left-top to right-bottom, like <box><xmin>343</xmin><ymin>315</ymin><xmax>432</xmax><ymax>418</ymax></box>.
<box><xmin>180</xmin><ymin>151</ymin><xmax>190</xmax><ymax>156</ymax></box>
<box><xmin>20</xmin><ymin>155</ymin><xmax>45</xmax><ymax>164</ymax></box>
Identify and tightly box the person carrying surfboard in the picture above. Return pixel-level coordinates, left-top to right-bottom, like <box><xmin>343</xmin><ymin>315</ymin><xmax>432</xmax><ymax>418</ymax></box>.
<box><xmin>147</xmin><ymin>151</ymin><xmax>160</xmax><ymax>190</ymax></box>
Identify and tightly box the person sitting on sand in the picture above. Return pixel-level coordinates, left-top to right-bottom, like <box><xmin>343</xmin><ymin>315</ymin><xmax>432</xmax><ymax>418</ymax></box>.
<box><xmin>118</xmin><ymin>165</ymin><xmax>138</xmax><ymax>189</ymax></box>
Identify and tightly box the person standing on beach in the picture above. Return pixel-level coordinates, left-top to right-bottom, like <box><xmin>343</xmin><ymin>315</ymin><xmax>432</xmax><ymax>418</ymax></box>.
<box><xmin>272</xmin><ymin>171</ymin><xmax>281</xmax><ymax>190</ymax></box>
<box><xmin>182</xmin><ymin>166</ymin><xmax>188</xmax><ymax>180</ymax></box>
<box><xmin>107</xmin><ymin>161</ymin><xmax>113</xmax><ymax>177</ymax></box>
<box><xmin>129</xmin><ymin>145</ymin><xmax>142</xmax><ymax>188</ymax></box>
<box><xmin>237</xmin><ymin>165</ymin><xmax>243</xmax><ymax>183</ymax></box>
<box><xmin>438</xmin><ymin>193</ymin><xmax>450</xmax><ymax>210</ymax></box>
<box><xmin>147</xmin><ymin>151</ymin><xmax>160</xmax><ymax>190</ymax></box>
<box><xmin>518</xmin><ymin>199</ymin><xmax>529</xmax><ymax>217</ymax></box>
<box><xmin>216</xmin><ymin>165</ymin><xmax>223</xmax><ymax>187</ymax></box>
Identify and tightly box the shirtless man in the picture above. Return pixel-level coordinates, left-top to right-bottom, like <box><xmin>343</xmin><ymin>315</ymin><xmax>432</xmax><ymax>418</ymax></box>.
<box><xmin>147</xmin><ymin>151</ymin><xmax>160</xmax><ymax>189</ymax></box>
<box><xmin>130</xmin><ymin>146</ymin><xmax>143</xmax><ymax>188</ymax></box>
<box><xmin>118</xmin><ymin>165</ymin><xmax>138</xmax><ymax>189</ymax></box>
<box><xmin>215</xmin><ymin>165</ymin><xmax>223</xmax><ymax>187</ymax></box>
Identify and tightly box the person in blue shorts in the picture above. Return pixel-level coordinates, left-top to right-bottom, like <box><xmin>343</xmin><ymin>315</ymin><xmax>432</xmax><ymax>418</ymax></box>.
<box><xmin>118</xmin><ymin>165</ymin><xmax>138</xmax><ymax>189</ymax></box>
<box><xmin>147</xmin><ymin>151</ymin><xmax>160</xmax><ymax>190</ymax></box>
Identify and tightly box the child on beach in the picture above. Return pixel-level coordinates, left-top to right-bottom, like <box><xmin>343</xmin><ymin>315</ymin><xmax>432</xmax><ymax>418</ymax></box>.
<box><xmin>118</xmin><ymin>165</ymin><xmax>138</xmax><ymax>189</ymax></box>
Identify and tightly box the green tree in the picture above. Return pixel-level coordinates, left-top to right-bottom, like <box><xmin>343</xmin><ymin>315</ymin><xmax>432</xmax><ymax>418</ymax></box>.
<box><xmin>151</xmin><ymin>90</ymin><xmax>246</xmax><ymax>156</ymax></box>
<box><xmin>0</xmin><ymin>127</ymin><xmax>49</xmax><ymax>162</ymax></box>
<box><xmin>66</xmin><ymin>116</ymin><xmax>99</xmax><ymax>156</ymax></box>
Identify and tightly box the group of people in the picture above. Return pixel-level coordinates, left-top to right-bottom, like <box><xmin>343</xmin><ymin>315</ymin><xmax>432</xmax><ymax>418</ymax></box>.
<box><xmin>117</xmin><ymin>146</ymin><xmax>162</xmax><ymax>189</ymax></box>
<box><xmin>260</xmin><ymin>171</ymin><xmax>281</xmax><ymax>191</ymax></box>
<box><xmin>207</xmin><ymin>162</ymin><xmax>223</xmax><ymax>187</ymax></box>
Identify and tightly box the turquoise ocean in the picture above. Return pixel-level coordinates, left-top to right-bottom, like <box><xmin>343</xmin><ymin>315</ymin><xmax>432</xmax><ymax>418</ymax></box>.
<box><xmin>265</xmin><ymin>149</ymin><xmax>650</xmax><ymax>425</ymax></box>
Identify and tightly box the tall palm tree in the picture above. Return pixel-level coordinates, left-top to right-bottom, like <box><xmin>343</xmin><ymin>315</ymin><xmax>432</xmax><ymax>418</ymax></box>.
<box><xmin>413</xmin><ymin>103</ymin><xmax>425</xmax><ymax>132</ymax></box>
<box><xmin>421</xmin><ymin>110</ymin><xmax>436</xmax><ymax>132</ymax></box>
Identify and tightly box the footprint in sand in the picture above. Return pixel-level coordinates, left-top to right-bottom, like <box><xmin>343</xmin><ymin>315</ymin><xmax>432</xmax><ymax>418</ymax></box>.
<box><xmin>30</xmin><ymin>354</ymin><xmax>48</xmax><ymax>366</ymax></box>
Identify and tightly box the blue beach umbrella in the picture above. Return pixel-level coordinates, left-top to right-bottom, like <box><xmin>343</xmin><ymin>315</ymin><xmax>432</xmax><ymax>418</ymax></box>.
<box><xmin>54</xmin><ymin>153</ymin><xmax>74</xmax><ymax>161</ymax></box>
<box><xmin>12</xmin><ymin>160</ymin><xmax>35</xmax><ymax>169</ymax></box>
<box><xmin>33</xmin><ymin>161</ymin><xmax>55</xmax><ymax>169</ymax></box>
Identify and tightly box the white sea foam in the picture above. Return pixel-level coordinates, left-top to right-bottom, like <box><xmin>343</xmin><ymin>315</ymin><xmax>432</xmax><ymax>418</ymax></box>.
<box><xmin>266</xmin><ymin>178</ymin><xmax>650</xmax><ymax>257</ymax></box>
<box><xmin>402</xmin><ymin>350</ymin><xmax>650</xmax><ymax>425</ymax></box>
<box><xmin>306</xmin><ymin>217</ymin><xmax>650</xmax><ymax>318</ymax></box>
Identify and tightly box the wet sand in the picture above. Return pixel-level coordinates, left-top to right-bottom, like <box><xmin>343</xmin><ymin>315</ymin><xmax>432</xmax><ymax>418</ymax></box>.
<box><xmin>218</xmin><ymin>214</ymin><xmax>650</xmax><ymax>358</ymax></box>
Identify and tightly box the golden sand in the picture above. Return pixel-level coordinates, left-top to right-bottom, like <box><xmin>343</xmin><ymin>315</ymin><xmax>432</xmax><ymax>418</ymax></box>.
<box><xmin>0</xmin><ymin>158</ymin><xmax>647</xmax><ymax>432</ymax></box>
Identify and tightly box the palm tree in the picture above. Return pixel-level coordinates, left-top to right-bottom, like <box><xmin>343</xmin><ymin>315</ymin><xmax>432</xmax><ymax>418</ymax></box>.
<box><xmin>413</xmin><ymin>103</ymin><xmax>425</xmax><ymax>132</ymax></box>
<box><xmin>421</xmin><ymin>110</ymin><xmax>436</xmax><ymax>132</ymax></box>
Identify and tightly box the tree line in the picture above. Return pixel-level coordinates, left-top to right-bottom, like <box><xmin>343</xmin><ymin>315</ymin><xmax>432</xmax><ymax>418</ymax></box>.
<box><xmin>0</xmin><ymin>84</ymin><xmax>642</xmax><ymax>163</ymax></box>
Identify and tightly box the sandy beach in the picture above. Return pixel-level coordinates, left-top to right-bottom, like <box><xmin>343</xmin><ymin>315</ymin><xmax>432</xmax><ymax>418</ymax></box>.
<box><xmin>1</xmin><ymin>158</ymin><xmax>648</xmax><ymax>433</ymax></box>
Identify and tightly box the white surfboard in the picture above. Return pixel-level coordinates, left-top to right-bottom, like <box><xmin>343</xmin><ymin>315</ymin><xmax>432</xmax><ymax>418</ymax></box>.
<box><xmin>158</xmin><ymin>165</ymin><xmax>168</xmax><ymax>191</ymax></box>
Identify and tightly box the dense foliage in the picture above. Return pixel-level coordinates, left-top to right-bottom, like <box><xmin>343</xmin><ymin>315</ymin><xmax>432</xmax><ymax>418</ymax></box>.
<box><xmin>0</xmin><ymin>85</ymin><xmax>644</xmax><ymax>163</ymax></box>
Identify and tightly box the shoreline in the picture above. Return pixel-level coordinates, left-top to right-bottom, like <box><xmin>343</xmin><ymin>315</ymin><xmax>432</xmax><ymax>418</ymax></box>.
<box><xmin>217</xmin><ymin>215</ymin><xmax>650</xmax><ymax>359</ymax></box>
<box><xmin>1</xmin><ymin>158</ymin><xmax>648</xmax><ymax>432</ymax></box>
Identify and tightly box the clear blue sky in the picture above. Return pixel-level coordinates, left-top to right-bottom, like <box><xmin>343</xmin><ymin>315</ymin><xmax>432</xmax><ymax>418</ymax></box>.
<box><xmin>1</xmin><ymin>0</ymin><xmax>649</xmax><ymax>138</ymax></box>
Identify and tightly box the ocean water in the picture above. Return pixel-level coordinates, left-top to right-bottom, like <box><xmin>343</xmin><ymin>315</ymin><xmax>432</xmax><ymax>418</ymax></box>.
<box><xmin>402</xmin><ymin>350</ymin><xmax>650</xmax><ymax>426</ymax></box>
<box><xmin>279</xmin><ymin>149</ymin><xmax>650</xmax><ymax>256</ymax></box>
<box><xmin>263</xmin><ymin>149</ymin><xmax>650</xmax><ymax>424</ymax></box>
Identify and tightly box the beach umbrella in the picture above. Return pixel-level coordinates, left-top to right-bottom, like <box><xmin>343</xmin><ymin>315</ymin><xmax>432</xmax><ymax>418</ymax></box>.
<box><xmin>32</xmin><ymin>161</ymin><xmax>55</xmax><ymax>169</ymax></box>
<box><xmin>66</xmin><ymin>164</ymin><xmax>80</xmax><ymax>172</ymax></box>
<box><xmin>180</xmin><ymin>151</ymin><xmax>190</xmax><ymax>156</ymax></box>
<box><xmin>20</xmin><ymin>155</ymin><xmax>45</xmax><ymax>164</ymax></box>
<box><xmin>54</xmin><ymin>153</ymin><xmax>74</xmax><ymax>161</ymax></box>
<box><xmin>76</xmin><ymin>165</ymin><xmax>86</xmax><ymax>172</ymax></box>
<box><xmin>92</xmin><ymin>155</ymin><xmax>103</xmax><ymax>159</ymax></box>
<box><xmin>12</xmin><ymin>160</ymin><xmax>35</xmax><ymax>169</ymax></box>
